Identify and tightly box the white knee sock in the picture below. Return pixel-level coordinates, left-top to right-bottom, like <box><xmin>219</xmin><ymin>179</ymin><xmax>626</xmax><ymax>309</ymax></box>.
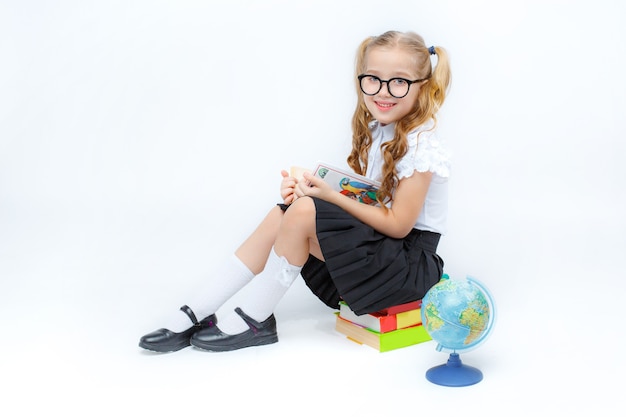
<box><xmin>217</xmin><ymin>247</ymin><xmax>302</xmax><ymax>335</ymax></box>
<box><xmin>163</xmin><ymin>254</ymin><xmax>254</xmax><ymax>332</ymax></box>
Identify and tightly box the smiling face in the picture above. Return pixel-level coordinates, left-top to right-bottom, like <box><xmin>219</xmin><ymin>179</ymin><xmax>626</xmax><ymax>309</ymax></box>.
<box><xmin>361</xmin><ymin>46</ymin><xmax>422</xmax><ymax>126</ymax></box>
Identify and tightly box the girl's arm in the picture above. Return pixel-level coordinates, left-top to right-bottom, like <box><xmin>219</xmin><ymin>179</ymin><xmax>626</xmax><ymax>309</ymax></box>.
<box><xmin>297</xmin><ymin>170</ymin><xmax>432</xmax><ymax>238</ymax></box>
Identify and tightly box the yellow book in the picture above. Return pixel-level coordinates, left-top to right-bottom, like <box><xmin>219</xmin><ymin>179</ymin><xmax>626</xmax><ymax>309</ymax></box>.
<box><xmin>396</xmin><ymin>308</ymin><xmax>422</xmax><ymax>329</ymax></box>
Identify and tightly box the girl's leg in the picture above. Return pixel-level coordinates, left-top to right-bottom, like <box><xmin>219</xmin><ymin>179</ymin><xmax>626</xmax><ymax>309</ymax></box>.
<box><xmin>215</xmin><ymin>197</ymin><xmax>320</xmax><ymax>335</ymax></box>
<box><xmin>149</xmin><ymin>206</ymin><xmax>286</xmax><ymax>333</ymax></box>
<box><xmin>235</xmin><ymin>205</ymin><xmax>287</xmax><ymax>274</ymax></box>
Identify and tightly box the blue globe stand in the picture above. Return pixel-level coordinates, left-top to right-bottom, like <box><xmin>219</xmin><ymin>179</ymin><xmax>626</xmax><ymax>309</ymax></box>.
<box><xmin>425</xmin><ymin>353</ymin><xmax>483</xmax><ymax>387</ymax></box>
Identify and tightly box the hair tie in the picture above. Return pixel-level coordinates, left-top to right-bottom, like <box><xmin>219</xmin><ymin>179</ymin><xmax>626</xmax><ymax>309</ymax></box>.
<box><xmin>428</xmin><ymin>46</ymin><xmax>436</xmax><ymax>55</ymax></box>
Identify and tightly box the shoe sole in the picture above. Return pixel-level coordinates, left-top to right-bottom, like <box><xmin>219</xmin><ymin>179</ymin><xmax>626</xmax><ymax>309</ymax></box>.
<box><xmin>139</xmin><ymin>340</ymin><xmax>190</xmax><ymax>353</ymax></box>
<box><xmin>191</xmin><ymin>334</ymin><xmax>278</xmax><ymax>352</ymax></box>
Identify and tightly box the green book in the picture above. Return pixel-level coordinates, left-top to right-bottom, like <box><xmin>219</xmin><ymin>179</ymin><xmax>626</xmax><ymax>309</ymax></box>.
<box><xmin>335</xmin><ymin>314</ymin><xmax>432</xmax><ymax>352</ymax></box>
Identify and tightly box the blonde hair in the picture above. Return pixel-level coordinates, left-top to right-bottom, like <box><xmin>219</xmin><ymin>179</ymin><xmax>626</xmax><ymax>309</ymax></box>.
<box><xmin>347</xmin><ymin>30</ymin><xmax>451</xmax><ymax>206</ymax></box>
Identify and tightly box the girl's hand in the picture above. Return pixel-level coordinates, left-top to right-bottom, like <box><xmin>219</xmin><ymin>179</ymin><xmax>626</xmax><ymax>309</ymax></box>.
<box><xmin>280</xmin><ymin>170</ymin><xmax>297</xmax><ymax>205</ymax></box>
<box><xmin>295</xmin><ymin>171</ymin><xmax>334</xmax><ymax>200</ymax></box>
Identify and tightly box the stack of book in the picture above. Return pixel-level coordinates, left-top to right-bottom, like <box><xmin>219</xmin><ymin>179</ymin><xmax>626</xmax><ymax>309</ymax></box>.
<box><xmin>334</xmin><ymin>300</ymin><xmax>431</xmax><ymax>352</ymax></box>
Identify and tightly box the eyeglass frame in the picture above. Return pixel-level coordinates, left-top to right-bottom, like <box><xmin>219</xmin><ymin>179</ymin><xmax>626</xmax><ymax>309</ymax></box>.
<box><xmin>357</xmin><ymin>74</ymin><xmax>428</xmax><ymax>99</ymax></box>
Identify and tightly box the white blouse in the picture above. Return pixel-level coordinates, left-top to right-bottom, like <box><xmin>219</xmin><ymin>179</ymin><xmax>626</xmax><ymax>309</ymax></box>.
<box><xmin>365</xmin><ymin>120</ymin><xmax>450</xmax><ymax>235</ymax></box>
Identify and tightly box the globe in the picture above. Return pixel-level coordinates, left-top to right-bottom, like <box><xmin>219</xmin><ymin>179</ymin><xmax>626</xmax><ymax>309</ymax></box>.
<box><xmin>421</xmin><ymin>275</ymin><xmax>496</xmax><ymax>387</ymax></box>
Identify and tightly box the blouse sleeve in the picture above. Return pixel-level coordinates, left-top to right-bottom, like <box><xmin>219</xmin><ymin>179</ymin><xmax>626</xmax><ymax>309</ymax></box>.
<box><xmin>396</xmin><ymin>128</ymin><xmax>451</xmax><ymax>180</ymax></box>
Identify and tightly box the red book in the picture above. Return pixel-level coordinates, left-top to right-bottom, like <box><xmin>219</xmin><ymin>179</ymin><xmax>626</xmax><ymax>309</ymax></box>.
<box><xmin>338</xmin><ymin>301</ymin><xmax>424</xmax><ymax>333</ymax></box>
<box><xmin>339</xmin><ymin>302</ymin><xmax>397</xmax><ymax>333</ymax></box>
<box><xmin>378</xmin><ymin>300</ymin><xmax>422</xmax><ymax>315</ymax></box>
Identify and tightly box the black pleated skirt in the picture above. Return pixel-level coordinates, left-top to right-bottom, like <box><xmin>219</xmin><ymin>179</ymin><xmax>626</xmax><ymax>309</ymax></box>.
<box><xmin>280</xmin><ymin>198</ymin><xmax>445</xmax><ymax>316</ymax></box>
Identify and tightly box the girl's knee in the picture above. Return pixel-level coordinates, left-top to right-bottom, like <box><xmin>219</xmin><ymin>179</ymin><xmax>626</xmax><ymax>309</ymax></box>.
<box><xmin>282</xmin><ymin>197</ymin><xmax>316</xmax><ymax>228</ymax></box>
<box><xmin>288</xmin><ymin>196</ymin><xmax>316</xmax><ymax>217</ymax></box>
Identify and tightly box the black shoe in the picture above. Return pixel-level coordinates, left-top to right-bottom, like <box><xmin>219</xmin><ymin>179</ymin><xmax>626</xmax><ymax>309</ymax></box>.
<box><xmin>139</xmin><ymin>305</ymin><xmax>217</xmax><ymax>353</ymax></box>
<box><xmin>190</xmin><ymin>307</ymin><xmax>278</xmax><ymax>352</ymax></box>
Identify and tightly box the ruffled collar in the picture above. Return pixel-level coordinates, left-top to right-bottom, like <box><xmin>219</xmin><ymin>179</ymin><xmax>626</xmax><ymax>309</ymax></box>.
<box><xmin>369</xmin><ymin>119</ymin><xmax>437</xmax><ymax>139</ymax></box>
<box><xmin>369</xmin><ymin>120</ymin><xmax>396</xmax><ymax>141</ymax></box>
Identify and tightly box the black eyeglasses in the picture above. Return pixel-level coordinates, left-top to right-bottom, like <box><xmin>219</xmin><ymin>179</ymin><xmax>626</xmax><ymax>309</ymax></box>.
<box><xmin>357</xmin><ymin>74</ymin><xmax>427</xmax><ymax>98</ymax></box>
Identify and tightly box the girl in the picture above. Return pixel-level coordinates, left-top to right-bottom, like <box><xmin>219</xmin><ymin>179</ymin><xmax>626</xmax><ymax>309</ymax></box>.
<box><xmin>139</xmin><ymin>30</ymin><xmax>452</xmax><ymax>352</ymax></box>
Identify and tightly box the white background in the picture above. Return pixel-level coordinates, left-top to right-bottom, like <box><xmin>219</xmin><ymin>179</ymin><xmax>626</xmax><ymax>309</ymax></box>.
<box><xmin>1</xmin><ymin>0</ymin><xmax>625</xmax><ymax>415</ymax></box>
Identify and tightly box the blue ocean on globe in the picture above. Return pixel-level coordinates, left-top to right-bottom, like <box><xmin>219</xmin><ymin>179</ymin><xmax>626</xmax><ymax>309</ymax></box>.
<box><xmin>421</xmin><ymin>276</ymin><xmax>494</xmax><ymax>352</ymax></box>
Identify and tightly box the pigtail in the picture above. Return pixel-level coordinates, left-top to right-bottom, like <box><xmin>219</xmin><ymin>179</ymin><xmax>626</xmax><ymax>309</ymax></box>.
<box><xmin>426</xmin><ymin>46</ymin><xmax>452</xmax><ymax>116</ymax></box>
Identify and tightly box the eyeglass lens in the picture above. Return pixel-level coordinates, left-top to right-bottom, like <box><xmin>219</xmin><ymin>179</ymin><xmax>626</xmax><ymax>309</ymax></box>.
<box><xmin>359</xmin><ymin>75</ymin><xmax>410</xmax><ymax>98</ymax></box>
